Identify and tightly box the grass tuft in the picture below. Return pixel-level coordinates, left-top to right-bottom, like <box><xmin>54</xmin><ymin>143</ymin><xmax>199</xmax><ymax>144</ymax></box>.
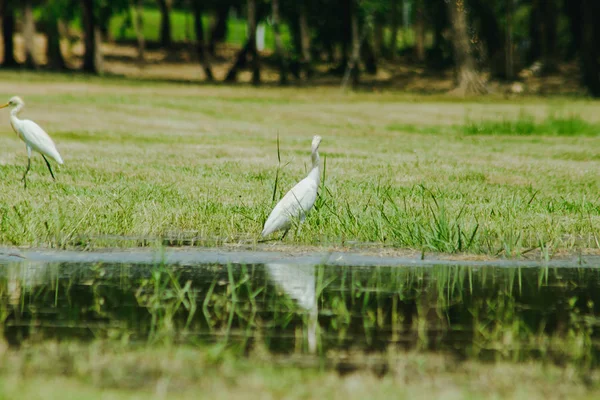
<box><xmin>464</xmin><ymin>111</ymin><xmax>600</xmax><ymax>136</ymax></box>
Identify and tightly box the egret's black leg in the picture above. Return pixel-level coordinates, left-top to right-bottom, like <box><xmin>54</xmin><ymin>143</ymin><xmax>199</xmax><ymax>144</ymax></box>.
<box><xmin>279</xmin><ymin>229</ymin><xmax>290</xmax><ymax>241</ymax></box>
<box><xmin>42</xmin><ymin>155</ymin><xmax>56</xmax><ymax>181</ymax></box>
<box><xmin>21</xmin><ymin>157</ymin><xmax>31</xmax><ymax>189</ymax></box>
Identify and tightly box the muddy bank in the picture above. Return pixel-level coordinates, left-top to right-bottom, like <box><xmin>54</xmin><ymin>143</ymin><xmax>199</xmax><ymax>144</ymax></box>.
<box><xmin>1</xmin><ymin>246</ymin><xmax>598</xmax><ymax>268</ymax></box>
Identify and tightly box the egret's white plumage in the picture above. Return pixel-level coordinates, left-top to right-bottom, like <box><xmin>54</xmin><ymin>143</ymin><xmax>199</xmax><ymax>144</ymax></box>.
<box><xmin>262</xmin><ymin>135</ymin><xmax>322</xmax><ymax>238</ymax></box>
<box><xmin>1</xmin><ymin>96</ymin><xmax>63</xmax><ymax>187</ymax></box>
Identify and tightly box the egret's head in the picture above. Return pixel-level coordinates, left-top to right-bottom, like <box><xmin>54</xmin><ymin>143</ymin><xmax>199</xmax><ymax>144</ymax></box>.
<box><xmin>0</xmin><ymin>96</ymin><xmax>24</xmax><ymax>109</ymax></box>
<box><xmin>311</xmin><ymin>135</ymin><xmax>322</xmax><ymax>151</ymax></box>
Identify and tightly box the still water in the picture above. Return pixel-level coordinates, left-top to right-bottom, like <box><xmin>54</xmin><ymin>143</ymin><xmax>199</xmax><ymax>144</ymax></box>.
<box><xmin>1</xmin><ymin>260</ymin><xmax>600</xmax><ymax>366</ymax></box>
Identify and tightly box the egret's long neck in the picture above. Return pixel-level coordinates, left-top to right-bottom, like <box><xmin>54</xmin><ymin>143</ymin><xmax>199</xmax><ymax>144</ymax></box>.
<box><xmin>311</xmin><ymin>147</ymin><xmax>320</xmax><ymax>171</ymax></box>
<box><xmin>309</xmin><ymin>147</ymin><xmax>320</xmax><ymax>185</ymax></box>
<box><xmin>9</xmin><ymin>104</ymin><xmax>23</xmax><ymax>134</ymax></box>
<box><xmin>10</xmin><ymin>104</ymin><xmax>23</xmax><ymax>126</ymax></box>
<box><xmin>10</xmin><ymin>104</ymin><xmax>23</xmax><ymax>119</ymax></box>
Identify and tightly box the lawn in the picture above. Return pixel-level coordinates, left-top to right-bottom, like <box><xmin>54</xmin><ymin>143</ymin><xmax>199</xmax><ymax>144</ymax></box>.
<box><xmin>0</xmin><ymin>70</ymin><xmax>599</xmax><ymax>255</ymax></box>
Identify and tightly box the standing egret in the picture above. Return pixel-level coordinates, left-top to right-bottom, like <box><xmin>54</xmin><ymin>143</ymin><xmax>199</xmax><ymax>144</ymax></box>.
<box><xmin>262</xmin><ymin>135</ymin><xmax>322</xmax><ymax>239</ymax></box>
<box><xmin>0</xmin><ymin>96</ymin><xmax>64</xmax><ymax>188</ymax></box>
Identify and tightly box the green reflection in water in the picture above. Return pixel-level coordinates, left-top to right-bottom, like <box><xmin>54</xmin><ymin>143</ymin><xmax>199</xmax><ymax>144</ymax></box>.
<box><xmin>1</xmin><ymin>262</ymin><xmax>599</xmax><ymax>366</ymax></box>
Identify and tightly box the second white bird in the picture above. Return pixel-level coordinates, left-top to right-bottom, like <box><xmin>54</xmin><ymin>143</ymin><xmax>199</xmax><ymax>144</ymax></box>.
<box><xmin>262</xmin><ymin>135</ymin><xmax>322</xmax><ymax>239</ymax></box>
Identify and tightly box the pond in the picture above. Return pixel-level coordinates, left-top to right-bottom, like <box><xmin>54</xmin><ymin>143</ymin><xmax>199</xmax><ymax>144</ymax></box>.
<box><xmin>2</xmin><ymin>252</ymin><xmax>600</xmax><ymax>369</ymax></box>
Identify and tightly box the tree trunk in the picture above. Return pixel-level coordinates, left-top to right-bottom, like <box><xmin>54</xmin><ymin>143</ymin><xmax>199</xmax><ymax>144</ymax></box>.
<box><xmin>94</xmin><ymin>27</ymin><xmax>104</xmax><ymax>72</ymax></box>
<box><xmin>224</xmin><ymin>0</ymin><xmax>261</xmax><ymax>85</ymax></box>
<box><xmin>81</xmin><ymin>0</ymin><xmax>102</xmax><ymax>73</ymax></box>
<box><xmin>428</xmin><ymin>0</ymin><xmax>448</xmax><ymax>68</ymax></box>
<box><xmin>446</xmin><ymin>0</ymin><xmax>488</xmax><ymax>95</ymax></box>
<box><xmin>46</xmin><ymin>14</ymin><xmax>66</xmax><ymax>70</ymax></box>
<box><xmin>341</xmin><ymin>0</ymin><xmax>361</xmax><ymax>88</ymax></box>
<box><xmin>23</xmin><ymin>0</ymin><xmax>38</xmax><ymax>69</ymax></box>
<box><xmin>564</xmin><ymin>0</ymin><xmax>582</xmax><ymax>60</ymax></box>
<box><xmin>469</xmin><ymin>0</ymin><xmax>505</xmax><ymax>78</ymax></box>
<box><xmin>528</xmin><ymin>0</ymin><xmax>542</xmax><ymax>64</ymax></box>
<box><xmin>225</xmin><ymin>40</ymin><xmax>250</xmax><ymax>82</ymax></box>
<box><xmin>156</xmin><ymin>0</ymin><xmax>172</xmax><ymax>48</ymax></box>
<box><xmin>350</xmin><ymin>2</ymin><xmax>360</xmax><ymax>85</ymax></box>
<box><xmin>191</xmin><ymin>0</ymin><xmax>214</xmax><ymax>81</ymax></box>
<box><xmin>133</xmin><ymin>0</ymin><xmax>145</xmax><ymax>62</ymax></box>
<box><xmin>298</xmin><ymin>2</ymin><xmax>313</xmax><ymax>78</ymax></box>
<box><xmin>339</xmin><ymin>0</ymin><xmax>352</xmax><ymax>71</ymax></box>
<box><xmin>414</xmin><ymin>0</ymin><xmax>425</xmax><ymax>62</ymax></box>
<box><xmin>247</xmin><ymin>0</ymin><xmax>260</xmax><ymax>85</ymax></box>
<box><xmin>540</xmin><ymin>0</ymin><xmax>558</xmax><ymax>73</ymax></box>
<box><xmin>272</xmin><ymin>0</ymin><xmax>288</xmax><ymax>84</ymax></box>
<box><xmin>0</xmin><ymin>0</ymin><xmax>17</xmax><ymax>67</ymax></box>
<box><xmin>373</xmin><ymin>13</ymin><xmax>384</xmax><ymax>59</ymax></box>
<box><xmin>581</xmin><ymin>0</ymin><xmax>600</xmax><ymax>96</ymax></box>
<box><xmin>98</xmin><ymin>3</ymin><xmax>113</xmax><ymax>42</ymax></box>
<box><xmin>209</xmin><ymin>4</ymin><xmax>229</xmax><ymax>55</ymax></box>
<box><xmin>389</xmin><ymin>0</ymin><xmax>399</xmax><ymax>60</ymax></box>
<box><xmin>363</xmin><ymin>39</ymin><xmax>377</xmax><ymax>74</ymax></box>
<box><xmin>505</xmin><ymin>0</ymin><xmax>514</xmax><ymax>80</ymax></box>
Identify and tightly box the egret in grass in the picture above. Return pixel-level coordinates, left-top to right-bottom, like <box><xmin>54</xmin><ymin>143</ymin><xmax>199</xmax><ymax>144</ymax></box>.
<box><xmin>262</xmin><ymin>135</ymin><xmax>322</xmax><ymax>240</ymax></box>
<box><xmin>0</xmin><ymin>96</ymin><xmax>64</xmax><ymax>188</ymax></box>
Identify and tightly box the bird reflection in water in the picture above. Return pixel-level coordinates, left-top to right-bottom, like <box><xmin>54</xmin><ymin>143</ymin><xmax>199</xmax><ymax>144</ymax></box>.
<box><xmin>265</xmin><ymin>263</ymin><xmax>319</xmax><ymax>354</ymax></box>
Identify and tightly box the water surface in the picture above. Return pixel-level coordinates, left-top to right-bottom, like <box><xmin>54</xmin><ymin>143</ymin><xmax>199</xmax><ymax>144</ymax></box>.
<box><xmin>1</xmin><ymin>259</ymin><xmax>600</xmax><ymax>366</ymax></box>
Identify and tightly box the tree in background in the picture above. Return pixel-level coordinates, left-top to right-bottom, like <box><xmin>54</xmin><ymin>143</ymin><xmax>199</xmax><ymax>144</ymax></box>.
<box><xmin>247</xmin><ymin>0</ymin><xmax>260</xmax><ymax>85</ymax></box>
<box><xmin>372</xmin><ymin>7</ymin><xmax>385</xmax><ymax>60</ymax></box>
<box><xmin>425</xmin><ymin>0</ymin><xmax>450</xmax><ymax>69</ymax></box>
<box><xmin>225</xmin><ymin>0</ymin><xmax>261</xmax><ymax>84</ymax></box>
<box><xmin>297</xmin><ymin>1</ymin><xmax>313</xmax><ymax>78</ymax></box>
<box><xmin>23</xmin><ymin>0</ymin><xmax>38</xmax><ymax>69</ymax></box>
<box><xmin>504</xmin><ymin>0</ymin><xmax>514</xmax><ymax>80</ymax></box>
<box><xmin>0</xmin><ymin>0</ymin><xmax>18</xmax><ymax>67</ymax></box>
<box><xmin>348</xmin><ymin>0</ymin><xmax>361</xmax><ymax>85</ymax></box>
<box><xmin>388</xmin><ymin>0</ymin><xmax>400</xmax><ymax>60</ymax></box>
<box><xmin>414</xmin><ymin>0</ymin><xmax>425</xmax><ymax>62</ymax></box>
<box><xmin>1</xmin><ymin>0</ymin><xmax>599</xmax><ymax>97</ymax></box>
<box><xmin>271</xmin><ymin>0</ymin><xmax>288</xmax><ymax>84</ymax></box>
<box><xmin>209</xmin><ymin>2</ymin><xmax>230</xmax><ymax>55</ymax></box>
<box><xmin>41</xmin><ymin>0</ymin><xmax>69</xmax><ymax>70</ymax></box>
<box><xmin>581</xmin><ymin>0</ymin><xmax>600</xmax><ymax>96</ymax></box>
<box><xmin>539</xmin><ymin>0</ymin><xmax>558</xmax><ymax>73</ymax></box>
<box><xmin>191</xmin><ymin>0</ymin><xmax>214</xmax><ymax>81</ymax></box>
<box><xmin>446</xmin><ymin>0</ymin><xmax>488</xmax><ymax>95</ymax></box>
<box><xmin>564</xmin><ymin>0</ymin><xmax>582</xmax><ymax>61</ymax></box>
<box><xmin>156</xmin><ymin>0</ymin><xmax>172</xmax><ymax>48</ymax></box>
<box><xmin>132</xmin><ymin>0</ymin><xmax>145</xmax><ymax>62</ymax></box>
<box><xmin>469</xmin><ymin>0</ymin><xmax>506</xmax><ymax>79</ymax></box>
<box><xmin>81</xmin><ymin>0</ymin><xmax>102</xmax><ymax>73</ymax></box>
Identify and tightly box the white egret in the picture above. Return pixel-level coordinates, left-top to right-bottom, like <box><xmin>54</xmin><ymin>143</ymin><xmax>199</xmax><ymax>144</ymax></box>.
<box><xmin>262</xmin><ymin>135</ymin><xmax>322</xmax><ymax>239</ymax></box>
<box><xmin>0</xmin><ymin>96</ymin><xmax>64</xmax><ymax>188</ymax></box>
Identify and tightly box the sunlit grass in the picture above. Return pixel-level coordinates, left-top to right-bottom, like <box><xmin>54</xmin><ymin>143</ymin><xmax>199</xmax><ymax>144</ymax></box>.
<box><xmin>463</xmin><ymin>112</ymin><xmax>600</xmax><ymax>136</ymax></box>
<box><xmin>0</xmin><ymin>71</ymin><xmax>599</xmax><ymax>255</ymax></box>
<box><xmin>388</xmin><ymin>112</ymin><xmax>600</xmax><ymax>137</ymax></box>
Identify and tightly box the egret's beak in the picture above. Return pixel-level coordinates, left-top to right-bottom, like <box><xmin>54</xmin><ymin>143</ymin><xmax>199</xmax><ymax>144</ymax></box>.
<box><xmin>0</xmin><ymin>103</ymin><xmax>9</xmax><ymax>109</ymax></box>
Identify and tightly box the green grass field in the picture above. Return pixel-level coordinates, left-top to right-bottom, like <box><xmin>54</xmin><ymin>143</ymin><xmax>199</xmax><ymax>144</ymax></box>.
<box><xmin>0</xmin><ymin>71</ymin><xmax>599</xmax><ymax>255</ymax></box>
